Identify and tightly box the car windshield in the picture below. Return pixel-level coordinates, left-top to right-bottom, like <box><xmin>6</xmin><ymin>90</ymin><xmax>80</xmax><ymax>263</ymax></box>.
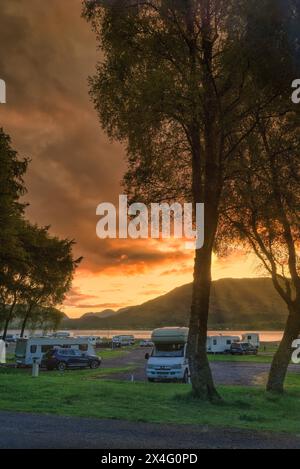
<box><xmin>152</xmin><ymin>343</ymin><xmax>184</xmax><ymax>357</ymax></box>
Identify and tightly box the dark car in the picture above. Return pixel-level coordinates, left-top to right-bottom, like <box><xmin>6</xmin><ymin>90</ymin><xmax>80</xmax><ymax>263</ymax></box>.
<box><xmin>1</xmin><ymin>334</ymin><xmax>17</xmax><ymax>344</ymax></box>
<box><xmin>230</xmin><ymin>342</ymin><xmax>258</xmax><ymax>355</ymax></box>
<box><xmin>42</xmin><ymin>348</ymin><xmax>101</xmax><ymax>371</ymax></box>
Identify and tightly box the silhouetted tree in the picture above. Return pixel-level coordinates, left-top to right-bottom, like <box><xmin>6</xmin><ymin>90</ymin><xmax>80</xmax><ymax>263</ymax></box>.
<box><xmin>18</xmin><ymin>222</ymin><xmax>81</xmax><ymax>337</ymax></box>
<box><xmin>83</xmin><ymin>0</ymin><xmax>287</xmax><ymax>399</ymax></box>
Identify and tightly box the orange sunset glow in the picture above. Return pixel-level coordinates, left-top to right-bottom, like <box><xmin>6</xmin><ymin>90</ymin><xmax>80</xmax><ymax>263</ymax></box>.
<box><xmin>0</xmin><ymin>0</ymin><xmax>261</xmax><ymax>318</ymax></box>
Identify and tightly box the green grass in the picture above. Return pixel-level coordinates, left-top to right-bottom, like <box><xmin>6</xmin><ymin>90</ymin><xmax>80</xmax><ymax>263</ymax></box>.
<box><xmin>1</xmin><ymin>367</ymin><xmax>300</xmax><ymax>433</ymax></box>
<box><xmin>208</xmin><ymin>354</ymin><xmax>273</xmax><ymax>363</ymax></box>
<box><xmin>97</xmin><ymin>345</ymin><xmax>137</xmax><ymax>360</ymax></box>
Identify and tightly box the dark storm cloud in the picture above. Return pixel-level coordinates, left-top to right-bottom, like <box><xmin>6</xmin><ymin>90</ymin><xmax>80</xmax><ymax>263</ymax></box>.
<box><xmin>0</xmin><ymin>0</ymin><xmax>190</xmax><ymax>275</ymax></box>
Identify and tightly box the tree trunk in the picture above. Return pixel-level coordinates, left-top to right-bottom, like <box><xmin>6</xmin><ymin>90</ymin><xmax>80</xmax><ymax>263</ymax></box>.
<box><xmin>267</xmin><ymin>306</ymin><xmax>300</xmax><ymax>393</ymax></box>
<box><xmin>20</xmin><ymin>304</ymin><xmax>33</xmax><ymax>338</ymax></box>
<box><xmin>2</xmin><ymin>298</ymin><xmax>17</xmax><ymax>341</ymax></box>
<box><xmin>188</xmin><ymin>246</ymin><xmax>221</xmax><ymax>401</ymax></box>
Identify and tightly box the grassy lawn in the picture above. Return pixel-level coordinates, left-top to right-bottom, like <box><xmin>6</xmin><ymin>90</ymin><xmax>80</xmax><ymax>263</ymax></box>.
<box><xmin>1</xmin><ymin>366</ymin><xmax>300</xmax><ymax>433</ymax></box>
<box><xmin>208</xmin><ymin>354</ymin><xmax>273</xmax><ymax>364</ymax></box>
<box><xmin>97</xmin><ymin>348</ymin><xmax>129</xmax><ymax>360</ymax></box>
<box><xmin>96</xmin><ymin>344</ymin><xmax>140</xmax><ymax>360</ymax></box>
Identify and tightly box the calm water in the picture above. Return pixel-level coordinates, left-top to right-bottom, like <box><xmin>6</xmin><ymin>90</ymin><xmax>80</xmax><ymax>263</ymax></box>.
<box><xmin>8</xmin><ymin>329</ymin><xmax>284</xmax><ymax>342</ymax></box>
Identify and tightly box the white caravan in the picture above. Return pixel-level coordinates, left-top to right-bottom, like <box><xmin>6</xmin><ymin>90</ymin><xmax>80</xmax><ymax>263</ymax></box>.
<box><xmin>146</xmin><ymin>327</ymin><xmax>189</xmax><ymax>383</ymax></box>
<box><xmin>76</xmin><ymin>336</ymin><xmax>102</xmax><ymax>346</ymax></box>
<box><xmin>112</xmin><ymin>335</ymin><xmax>135</xmax><ymax>346</ymax></box>
<box><xmin>15</xmin><ymin>336</ymin><xmax>94</xmax><ymax>366</ymax></box>
<box><xmin>241</xmin><ymin>333</ymin><xmax>260</xmax><ymax>349</ymax></box>
<box><xmin>206</xmin><ymin>335</ymin><xmax>239</xmax><ymax>354</ymax></box>
<box><xmin>50</xmin><ymin>331</ymin><xmax>72</xmax><ymax>338</ymax></box>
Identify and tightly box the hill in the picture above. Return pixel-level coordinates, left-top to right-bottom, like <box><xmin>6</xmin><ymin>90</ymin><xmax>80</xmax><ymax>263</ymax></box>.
<box><xmin>62</xmin><ymin>278</ymin><xmax>288</xmax><ymax>330</ymax></box>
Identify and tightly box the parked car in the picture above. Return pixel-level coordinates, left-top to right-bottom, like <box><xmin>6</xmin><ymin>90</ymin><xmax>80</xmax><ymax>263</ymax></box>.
<box><xmin>139</xmin><ymin>339</ymin><xmax>154</xmax><ymax>348</ymax></box>
<box><xmin>42</xmin><ymin>348</ymin><xmax>101</xmax><ymax>371</ymax></box>
<box><xmin>0</xmin><ymin>334</ymin><xmax>18</xmax><ymax>344</ymax></box>
<box><xmin>230</xmin><ymin>342</ymin><xmax>258</xmax><ymax>355</ymax></box>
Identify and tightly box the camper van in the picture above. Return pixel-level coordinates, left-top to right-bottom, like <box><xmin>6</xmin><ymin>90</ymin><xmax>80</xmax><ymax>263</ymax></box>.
<box><xmin>76</xmin><ymin>336</ymin><xmax>102</xmax><ymax>347</ymax></box>
<box><xmin>51</xmin><ymin>331</ymin><xmax>72</xmax><ymax>338</ymax></box>
<box><xmin>112</xmin><ymin>335</ymin><xmax>135</xmax><ymax>347</ymax></box>
<box><xmin>146</xmin><ymin>327</ymin><xmax>189</xmax><ymax>383</ymax></box>
<box><xmin>206</xmin><ymin>335</ymin><xmax>240</xmax><ymax>354</ymax></box>
<box><xmin>15</xmin><ymin>336</ymin><xmax>94</xmax><ymax>366</ymax></box>
<box><xmin>241</xmin><ymin>333</ymin><xmax>260</xmax><ymax>349</ymax></box>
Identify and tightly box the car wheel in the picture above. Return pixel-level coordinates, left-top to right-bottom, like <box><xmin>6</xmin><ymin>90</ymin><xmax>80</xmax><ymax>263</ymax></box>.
<box><xmin>57</xmin><ymin>362</ymin><xmax>67</xmax><ymax>372</ymax></box>
<box><xmin>90</xmin><ymin>360</ymin><xmax>100</xmax><ymax>369</ymax></box>
<box><xmin>182</xmin><ymin>370</ymin><xmax>189</xmax><ymax>384</ymax></box>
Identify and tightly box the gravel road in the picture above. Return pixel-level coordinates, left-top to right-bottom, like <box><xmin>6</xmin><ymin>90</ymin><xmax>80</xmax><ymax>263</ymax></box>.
<box><xmin>102</xmin><ymin>347</ymin><xmax>300</xmax><ymax>385</ymax></box>
<box><xmin>0</xmin><ymin>410</ymin><xmax>299</xmax><ymax>449</ymax></box>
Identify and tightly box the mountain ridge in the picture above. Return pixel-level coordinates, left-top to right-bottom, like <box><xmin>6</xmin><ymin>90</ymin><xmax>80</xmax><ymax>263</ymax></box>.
<box><xmin>62</xmin><ymin>278</ymin><xmax>288</xmax><ymax>330</ymax></box>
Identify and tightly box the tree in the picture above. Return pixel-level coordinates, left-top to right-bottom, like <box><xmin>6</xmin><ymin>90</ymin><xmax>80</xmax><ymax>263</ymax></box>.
<box><xmin>83</xmin><ymin>0</ymin><xmax>277</xmax><ymax>399</ymax></box>
<box><xmin>217</xmin><ymin>0</ymin><xmax>300</xmax><ymax>393</ymax></box>
<box><xmin>0</xmin><ymin>129</ymin><xmax>81</xmax><ymax>338</ymax></box>
<box><xmin>0</xmin><ymin>129</ymin><xmax>28</xmax><ymax>266</ymax></box>
<box><xmin>0</xmin><ymin>129</ymin><xmax>28</xmax><ymax>340</ymax></box>
<box><xmin>23</xmin><ymin>306</ymin><xmax>65</xmax><ymax>336</ymax></box>
<box><xmin>18</xmin><ymin>222</ymin><xmax>81</xmax><ymax>337</ymax></box>
<box><xmin>219</xmin><ymin>109</ymin><xmax>300</xmax><ymax>393</ymax></box>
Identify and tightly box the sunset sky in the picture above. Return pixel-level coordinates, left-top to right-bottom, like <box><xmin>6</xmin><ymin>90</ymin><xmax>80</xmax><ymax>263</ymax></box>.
<box><xmin>0</xmin><ymin>0</ymin><xmax>260</xmax><ymax>318</ymax></box>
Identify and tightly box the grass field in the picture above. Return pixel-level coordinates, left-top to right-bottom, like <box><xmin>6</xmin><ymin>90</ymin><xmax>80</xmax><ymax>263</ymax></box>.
<box><xmin>0</xmin><ymin>366</ymin><xmax>300</xmax><ymax>434</ymax></box>
<box><xmin>208</xmin><ymin>354</ymin><xmax>273</xmax><ymax>363</ymax></box>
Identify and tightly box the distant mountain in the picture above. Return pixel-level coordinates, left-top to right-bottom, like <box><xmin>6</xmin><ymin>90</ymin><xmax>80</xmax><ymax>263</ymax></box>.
<box><xmin>62</xmin><ymin>278</ymin><xmax>288</xmax><ymax>330</ymax></box>
<box><xmin>80</xmin><ymin>309</ymin><xmax>119</xmax><ymax>319</ymax></box>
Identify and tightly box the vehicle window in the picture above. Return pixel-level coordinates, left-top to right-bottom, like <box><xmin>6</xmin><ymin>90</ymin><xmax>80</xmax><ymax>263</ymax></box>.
<box><xmin>30</xmin><ymin>345</ymin><xmax>37</xmax><ymax>354</ymax></box>
<box><xmin>41</xmin><ymin>345</ymin><xmax>57</xmax><ymax>353</ymax></box>
<box><xmin>15</xmin><ymin>340</ymin><xmax>27</xmax><ymax>358</ymax></box>
<box><xmin>79</xmin><ymin>344</ymin><xmax>88</xmax><ymax>352</ymax></box>
<box><xmin>152</xmin><ymin>343</ymin><xmax>184</xmax><ymax>358</ymax></box>
<box><xmin>226</xmin><ymin>340</ymin><xmax>231</xmax><ymax>345</ymax></box>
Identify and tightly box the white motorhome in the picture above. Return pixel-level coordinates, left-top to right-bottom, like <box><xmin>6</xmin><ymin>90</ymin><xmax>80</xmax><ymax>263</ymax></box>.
<box><xmin>76</xmin><ymin>336</ymin><xmax>102</xmax><ymax>346</ymax></box>
<box><xmin>112</xmin><ymin>335</ymin><xmax>135</xmax><ymax>346</ymax></box>
<box><xmin>51</xmin><ymin>331</ymin><xmax>72</xmax><ymax>338</ymax></box>
<box><xmin>206</xmin><ymin>335</ymin><xmax>240</xmax><ymax>354</ymax></box>
<box><xmin>15</xmin><ymin>336</ymin><xmax>94</xmax><ymax>366</ymax></box>
<box><xmin>241</xmin><ymin>333</ymin><xmax>260</xmax><ymax>349</ymax></box>
<box><xmin>146</xmin><ymin>327</ymin><xmax>189</xmax><ymax>383</ymax></box>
